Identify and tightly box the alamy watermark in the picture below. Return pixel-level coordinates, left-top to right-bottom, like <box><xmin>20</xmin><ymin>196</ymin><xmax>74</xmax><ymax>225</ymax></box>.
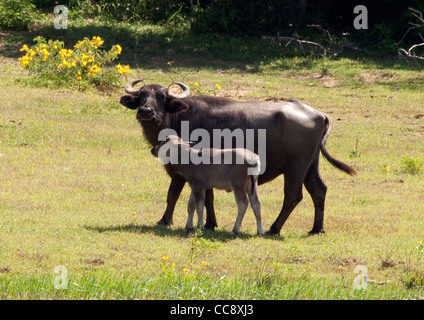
<box><xmin>156</xmin><ymin>121</ymin><xmax>266</xmax><ymax>175</ymax></box>
<box><xmin>352</xmin><ymin>265</ymin><xmax>368</xmax><ymax>290</ymax></box>
<box><xmin>54</xmin><ymin>265</ymin><xmax>69</xmax><ymax>289</ymax></box>
<box><xmin>353</xmin><ymin>5</ymin><xmax>368</xmax><ymax>30</ymax></box>
<box><xmin>53</xmin><ymin>5</ymin><xmax>68</xmax><ymax>30</ymax></box>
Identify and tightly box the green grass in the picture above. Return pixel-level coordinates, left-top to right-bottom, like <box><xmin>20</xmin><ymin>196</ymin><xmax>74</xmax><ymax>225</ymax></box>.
<box><xmin>1</xmin><ymin>21</ymin><xmax>424</xmax><ymax>300</ymax></box>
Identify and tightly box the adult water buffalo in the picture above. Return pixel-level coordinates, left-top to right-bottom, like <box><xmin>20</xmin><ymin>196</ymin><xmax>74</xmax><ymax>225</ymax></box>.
<box><xmin>120</xmin><ymin>80</ymin><xmax>356</xmax><ymax>235</ymax></box>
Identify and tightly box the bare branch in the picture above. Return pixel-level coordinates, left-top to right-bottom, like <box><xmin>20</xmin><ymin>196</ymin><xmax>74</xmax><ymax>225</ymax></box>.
<box><xmin>397</xmin><ymin>7</ymin><xmax>424</xmax><ymax>61</ymax></box>
<box><xmin>262</xmin><ymin>35</ymin><xmax>327</xmax><ymax>55</ymax></box>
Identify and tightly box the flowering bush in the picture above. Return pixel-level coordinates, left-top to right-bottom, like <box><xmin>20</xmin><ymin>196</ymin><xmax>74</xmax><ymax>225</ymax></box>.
<box><xmin>19</xmin><ymin>36</ymin><xmax>130</xmax><ymax>90</ymax></box>
<box><xmin>191</xmin><ymin>81</ymin><xmax>222</xmax><ymax>96</ymax></box>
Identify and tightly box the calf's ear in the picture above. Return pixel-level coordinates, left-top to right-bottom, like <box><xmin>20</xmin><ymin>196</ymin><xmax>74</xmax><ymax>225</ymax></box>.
<box><xmin>120</xmin><ymin>95</ymin><xmax>139</xmax><ymax>110</ymax></box>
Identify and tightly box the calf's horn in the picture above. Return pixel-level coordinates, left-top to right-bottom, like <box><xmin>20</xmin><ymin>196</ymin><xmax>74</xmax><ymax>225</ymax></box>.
<box><xmin>125</xmin><ymin>79</ymin><xmax>144</xmax><ymax>95</ymax></box>
<box><xmin>168</xmin><ymin>82</ymin><xmax>190</xmax><ymax>99</ymax></box>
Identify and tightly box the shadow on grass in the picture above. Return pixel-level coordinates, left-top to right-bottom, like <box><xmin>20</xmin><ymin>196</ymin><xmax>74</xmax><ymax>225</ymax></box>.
<box><xmin>0</xmin><ymin>22</ymin><xmax>284</xmax><ymax>72</ymax></box>
<box><xmin>3</xmin><ymin>20</ymin><xmax>423</xmax><ymax>74</ymax></box>
<box><xmin>84</xmin><ymin>223</ymin><xmax>279</xmax><ymax>242</ymax></box>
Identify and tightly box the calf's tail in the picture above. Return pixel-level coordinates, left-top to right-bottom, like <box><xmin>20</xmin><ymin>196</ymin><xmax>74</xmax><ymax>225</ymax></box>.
<box><xmin>320</xmin><ymin>116</ymin><xmax>356</xmax><ymax>176</ymax></box>
<box><xmin>249</xmin><ymin>157</ymin><xmax>260</xmax><ymax>195</ymax></box>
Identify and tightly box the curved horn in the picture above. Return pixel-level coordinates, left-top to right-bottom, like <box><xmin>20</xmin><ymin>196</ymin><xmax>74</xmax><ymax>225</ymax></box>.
<box><xmin>168</xmin><ymin>82</ymin><xmax>190</xmax><ymax>99</ymax></box>
<box><xmin>125</xmin><ymin>79</ymin><xmax>144</xmax><ymax>96</ymax></box>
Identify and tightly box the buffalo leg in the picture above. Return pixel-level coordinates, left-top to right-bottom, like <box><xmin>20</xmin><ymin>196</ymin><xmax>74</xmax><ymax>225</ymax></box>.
<box><xmin>157</xmin><ymin>177</ymin><xmax>185</xmax><ymax>226</ymax></box>
<box><xmin>304</xmin><ymin>157</ymin><xmax>327</xmax><ymax>234</ymax></box>
<box><xmin>204</xmin><ymin>189</ymin><xmax>218</xmax><ymax>230</ymax></box>
<box><xmin>267</xmin><ymin>170</ymin><xmax>305</xmax><ymax>235</ymax></box>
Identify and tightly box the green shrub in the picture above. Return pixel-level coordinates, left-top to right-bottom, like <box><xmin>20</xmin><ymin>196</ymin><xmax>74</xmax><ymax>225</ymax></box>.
<box><xmin>0</xmin><ymin>0</ymin><xmax>36</xmax><ymax>31</ymax></box>
<box><xmin>18</xmin><ymin>36</ymin><xmax>130</xmax><ymax>91</ymax></box>
<box><xmin>399</xmin><ymin>155</ymin><xmax>423</xmax><ymax>175</ymax></box>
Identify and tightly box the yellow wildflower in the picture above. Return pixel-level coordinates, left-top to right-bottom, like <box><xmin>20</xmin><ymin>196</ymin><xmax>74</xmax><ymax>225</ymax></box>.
<box><xmin>87</xmin><ymin>64</ymin><xmax>101</xmax><ymax>76</ymax></box>
<box><xmin>201</xmin><ymin>261</ymin><xmax>208</xmax><ymax>268</ymax></box>
<box><xmin>91</xmin><ymin>36</ymin><xmax>104</xmax><ymax>48</ymax></box>
<box><xmin>161</xmin><ymin>255</ymin><xmax>169</xmax><ymax>262</ymax></box>
<box><xmin>116</xmin><ymin>64</ymin><xmax>130</xmax><ymax>74</ymax></box>
<box><xmin>42</xmin><ymin>49</ymin><xmax>50</xmax><ymax>61</ymax></box>
<box><xmin>194</xmin><ymin>82</ymin><xmax>199</xmax><ymax>86</ymax></box>
<box><xmin>114</xmin><ymin>44</ymin><xmax>122</xmax><ymax>55</ymax></box>
<box><xmin>170</xmin><ymin>263</ymin><xmax>176</xmax><ymax>270</ymax></box>
<box><xmin>76</xmin><ymin>71</ymin><xmax>82</xmax><ymax>81</ymax></box>
<box><xmin>19</xmin><ymin>55</ymin><xmax>30</xmax><ymax>67</ymax></box>
<box><xmin>215</xmin><ymin>83</ymin><xmax>221</xmax><ymax>89</ymax></box>
<box><xmin>59</xmin><ymin>49</ymin><xmax>73</xmax><ymax>58</ymax></box>
<box><xmin>20</xmin><ymin>44</ymin><xmax>29</xmax><ymax>52</ymax></box>
<box><xmin>182</xmin><ymin>267</ymin><xmax>189</xmax><ymax>276</ymax></box>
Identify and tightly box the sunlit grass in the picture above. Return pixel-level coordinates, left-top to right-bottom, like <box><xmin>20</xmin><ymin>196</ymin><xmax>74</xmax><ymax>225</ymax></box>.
<box><xmin>1</xmin><ymin>23</ymin><xmax>424</xmax><ymax>299</ymax></box>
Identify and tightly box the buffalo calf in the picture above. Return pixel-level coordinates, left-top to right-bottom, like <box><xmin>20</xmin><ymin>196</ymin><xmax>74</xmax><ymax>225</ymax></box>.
<box><xmin>151</xmin><ymin>135</ymin><xmax>264</xmax><ymax>237</ymax></box>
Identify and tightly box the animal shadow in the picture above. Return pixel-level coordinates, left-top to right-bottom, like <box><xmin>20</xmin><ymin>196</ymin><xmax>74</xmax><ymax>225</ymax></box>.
<box><xmin>85</xmin><ymin>223</ymin><xmax>267</xmax><ymax>242</ymax></box>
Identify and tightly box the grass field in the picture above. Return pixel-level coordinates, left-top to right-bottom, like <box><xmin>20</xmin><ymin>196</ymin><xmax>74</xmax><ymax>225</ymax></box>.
<box><xmin>0</xmin><ymin>22</ymin><xmax>424</xmax><ymax>300</ymax></box>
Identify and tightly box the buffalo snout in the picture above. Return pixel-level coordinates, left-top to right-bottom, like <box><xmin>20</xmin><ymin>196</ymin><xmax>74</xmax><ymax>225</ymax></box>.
<box><xmin>137</xmin><ymin>107</ymin><xmax>155</xmax><ymax>120</ymax></box>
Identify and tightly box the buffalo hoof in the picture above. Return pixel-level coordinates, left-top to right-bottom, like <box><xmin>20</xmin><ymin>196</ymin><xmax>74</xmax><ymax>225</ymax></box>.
<box><xmin>204</xmin><ymin>221</ymin><xmax>217</xmax><ymax>231</ymax></box>
<box><xmin>157</xmin><ymin>218</ymin><xmax>173</xmax><ymax>226</ymax></box>
<box><xmin>308</xmin><ymin>228</ymin><xmax>325</xmax><ymax>236</ymax></box>
<box><xmin>265</xmin><ymin>228</ymin><xmax>280</xmax><ymax>236</ymax></box>
<box><xmin>185</xmin><ymin>227</ymin><xmax>195</xmax><ymax>238</ymax></box>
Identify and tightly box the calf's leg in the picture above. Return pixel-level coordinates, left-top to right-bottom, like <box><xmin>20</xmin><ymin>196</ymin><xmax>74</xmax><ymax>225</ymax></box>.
<box><xmin>157</xmin><ymin>179</ymin><xmax>218</xmax><ymax>230</ymax></box>
<box><xmin>194</xmin><ymin>190</ymin><xmax>206</xmax><ymax>231</ymax></box>
<box><xmin>231</xmin><ymin>189</ymin><xmax>249</xmax><ymax>236</ymax></box>
<box><xmin>186</xmin><ymin>192</ymin><xmax>196</xmax><ymax>234</ymax></box>
<box><xmin>248</xmin><ymin>188</ymin><xmax>264</xmax><ymax>236</ymax></box>
<box><xmin>185</xmin><ymin>187</ymin><xmax>206</xmax><ymax>236</ymax></box>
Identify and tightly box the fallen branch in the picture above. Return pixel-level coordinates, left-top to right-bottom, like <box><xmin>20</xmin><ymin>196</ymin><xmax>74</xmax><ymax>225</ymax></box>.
<box><xmin>262</xmin><ymin>35</ymin><xmax>327</xmax><ymax>55</ymax></box>
<box><xmin>398</xmin><ymin>43</ymin><xmax>424</xmax><ymax>60</ymax></box>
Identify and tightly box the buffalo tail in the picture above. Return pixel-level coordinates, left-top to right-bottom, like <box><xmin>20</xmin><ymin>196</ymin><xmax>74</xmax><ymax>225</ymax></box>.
<box><xmin>320</xmin><ymin>116</ymin><xmax>357</xmax><ymax>176</ymax></box>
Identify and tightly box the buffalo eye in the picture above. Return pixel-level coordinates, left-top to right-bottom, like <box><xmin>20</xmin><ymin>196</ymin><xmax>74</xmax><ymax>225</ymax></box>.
<box><xmin>156</xmin><ymin>90</ymin><xmax>167</xmax><ymax>101</ymax></box>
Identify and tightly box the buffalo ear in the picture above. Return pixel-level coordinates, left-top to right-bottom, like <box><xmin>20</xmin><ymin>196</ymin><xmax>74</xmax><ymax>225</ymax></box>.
<box><xmin>120</xmin><ymin>95</ymin><xmax>139</xmax><ymax>110</ymax></box>
<box><xmin>167</xmin><ymin>99</ymin><xmax>189</xmax><ymax>113</ymax></box>
<box><xmin>151</xmin><ymin>145</ymin><xmax>159</xmax><ymax>157</ymax></box>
